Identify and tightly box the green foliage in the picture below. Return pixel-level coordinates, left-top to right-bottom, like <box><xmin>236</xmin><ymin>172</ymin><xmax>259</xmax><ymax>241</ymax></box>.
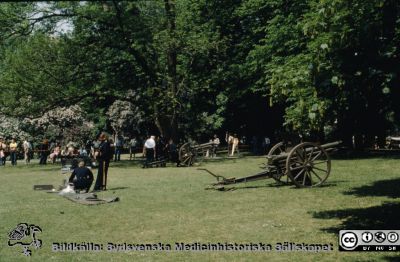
<box><xmin>0</xmin><ymin>0</ymin><xmax>399</xmax><ymax>143</ymax></box>
<box><xmin>245</xmin><ymin>0</ymin><xmax>400</xmax><ymax>139</ymax></box>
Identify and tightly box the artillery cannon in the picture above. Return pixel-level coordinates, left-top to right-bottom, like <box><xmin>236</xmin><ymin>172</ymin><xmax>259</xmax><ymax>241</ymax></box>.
<box><xmin>202</xmin><ymin>141</ymin><xmax>341</xmax><ymax>188</ymax></box>
<box><xmin>178</xmin><ymin>141</ymin><xmax>217</xmax><ymax>166</ymax></box>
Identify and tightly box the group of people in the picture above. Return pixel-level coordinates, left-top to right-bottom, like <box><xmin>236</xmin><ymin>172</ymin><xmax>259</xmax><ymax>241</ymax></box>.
<box><xmin>0</xmin><ymin>137</ymin><xmax>96</xmax><ymax>166</ymax></box>
<box><xmin>142</xmin><ymin>136</ymin><xmax>179</xmax><ymax>166</ymax></box>
<box><xmin>2</xmin><ymin>132</ymin><xmax>274</xmax><ymax>194</ymax></box>
<box><xmin>0</xmin><ymin>132</ymin><xmax>275</xmax><ymax>167</ymax></box>
<box><xmin>205</xmin><ymin>134</ymin><xmax>220</xmax><ymax>158</ymax></box>
<box><xmin>250</xmin><ymin>136</ymin><xmax>272</xmax><ymax>155</ymax></box>
<box><xmin>0</xmin><ymin>137</ymin><xmax>34</xmax><ymax>166</ymax></box>
<box><xmin>67</xmin><ymin>133</ymin><xmax>181</xmax><ymax>192</ymax></box>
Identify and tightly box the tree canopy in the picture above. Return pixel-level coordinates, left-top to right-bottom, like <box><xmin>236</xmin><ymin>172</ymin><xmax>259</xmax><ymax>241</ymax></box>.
<box><xmin>0</xmin><ymin>1</ymin><xmax>399</xmax><ymax>146</ymax></box>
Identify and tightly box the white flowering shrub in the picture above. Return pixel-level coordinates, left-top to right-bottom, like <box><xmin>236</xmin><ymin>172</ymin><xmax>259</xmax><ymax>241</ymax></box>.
<box><xmin>106</xmin><ymin>100</ymin><xmax>144</xmax><ymax>136</ymax></box>
<box><xmin>25</xmin><ymin>105</ymin><xmax>94</xmax><ymax>143</ymax></box>
<box><xmin>0</xmin><ymin>115</ymin><xmax>30</xmax><ymax>139</ymax></box>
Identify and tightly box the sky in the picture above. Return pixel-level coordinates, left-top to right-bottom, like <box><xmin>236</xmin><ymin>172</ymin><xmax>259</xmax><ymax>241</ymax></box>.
<box><xmin>34</xmin><ymin>1</ymin><xmax>74</xmax><ymax>35</ymax></box>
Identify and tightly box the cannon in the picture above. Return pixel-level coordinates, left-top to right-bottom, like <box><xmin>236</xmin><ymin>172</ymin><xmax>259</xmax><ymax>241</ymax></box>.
<box><xmin>201</xmin><ymin>141</ymin><xmax>341</xmax><ymax>188</ymax></box>
<box><xmin>142</xmin><ymin>158</ymin><xmax>167</xmax><ymax>168</ymax></box>
<box><xmin>386</xmin><ymin>136</ymin><xmax>400</xmax><ymax>149</ymax></box>
<box><xmin>178</xmin><ymin>141</ymin><xmax>217</xmax><ymax>166</ymax></box>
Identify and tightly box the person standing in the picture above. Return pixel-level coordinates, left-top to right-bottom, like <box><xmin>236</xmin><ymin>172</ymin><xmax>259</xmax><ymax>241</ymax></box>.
<box><xmin>262</xmin><ymin>136</ymin><xmax>271</xmax><ymax>155</ymax></box>
<box><xmin>166</xmin><ymin>139</ymin><xmax>179</xmax><ymax>166</ymax></box>
<box><xmin>0</xmin><ymin>138</ymin><xmax>7</xmax><ymax>166</ymax></box>
<box><xmin>39</xmin><ymin>139</ymin><xmax>50</xmax><ymax>165</ymax></box>
<box><xmin>0</xmin><ymin>137</ymin><xmax>7</xmax><ymax>166</ymax></box>
<box><xmin>143</xmin><ymin>135</ymin><xmax>156</xmax><ymax>167</ymax></box>
<box><xmin>155</xmin><ymin>136</ymin><xmax>166</xmax><ymax>160</ymax></box>
<box><xmin>231</xmin><ymin>134</ymin><xmax>240</xmax><ymax>156</ymax></box>
<box><xmin>94</xmin><ymin>133</ymin><xmax>112</xmax><ymax>191</ymax></box>
<box><xmin>114</xmin><ymin>135</ymin><xmax>123</xmax><ymax>162</ymax></box>
<box><xmin>212</xmin><ymin>134</ymin><xmax>220</xmax><ymax>158</ymax></box>
<box><xmin>129</xmin><ymin>137</ymin><xmax>138</xmax><ymax>160</ymax></box>
<box><xmin>23</xmin><ymin>139</ymin><xmax>32</xmax><ymax>164</ymax></box>
<box><xmin>85</xmin><ymin>140</ymin><xmax>92</xmax><ymax>158</ymax></box>
<box><xmin>206</xmin><ymin>138</ymin><xmax>213</xmax><ymax>158</ymax></box>
<box><xmin>9</xmin><ymin>138</ymin><xmax>18</xmax><ymax>166</ymax></box>
<box><xmin>226</xmin><ymin>132</ymin><xmax>234</xmax><ymax>156</ymax></box>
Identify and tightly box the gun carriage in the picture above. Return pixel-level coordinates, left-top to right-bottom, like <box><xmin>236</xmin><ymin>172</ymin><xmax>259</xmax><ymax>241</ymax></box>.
<box><xmin>178</xmin><ymin>141</ymin><xmax>217</xmax><ymax>166</ymax></box>
<box><xmin>202</xmin><ymin>141</ymin><xmax>341</xmax><ymax>188</ymax></box>
<box><xmin>386</xmin><ymin>136</ymin><xmax>400</xmax><ymax>149</ymax></box>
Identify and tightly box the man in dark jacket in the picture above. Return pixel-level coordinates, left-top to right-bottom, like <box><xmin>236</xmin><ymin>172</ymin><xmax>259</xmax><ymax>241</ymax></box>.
<box><xmin>39</xmin><ymin>139</ymin><xmax>50</xmax><ymax>165</ymax></box>
<box><xmin>94</xmin><ymin>133</ymin><xmax>112</xmax><ymax>191</ymax></box>
<box><xmin>69</xmin><ymin>161</ymin><xmax>94</xmax><ymax>193</ymax></box>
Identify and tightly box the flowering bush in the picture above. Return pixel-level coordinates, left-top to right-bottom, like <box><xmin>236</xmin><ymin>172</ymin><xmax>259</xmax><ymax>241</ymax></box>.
<box><xmin>106</xmin><ymin>100</ymin><xmax>144</xmax><ymax>137</ymax></box>
<box><xmin>0</xmin><ymin>115</ymin><xmax>30</xmax><ymax>139</ymax></box>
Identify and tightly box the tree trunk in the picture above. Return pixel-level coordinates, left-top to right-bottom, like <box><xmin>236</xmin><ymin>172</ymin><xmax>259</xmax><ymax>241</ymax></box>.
<box><xmin>154</xmin><ymin>0</ymin><xmax>178</xmax><ymax>142</ymax></box>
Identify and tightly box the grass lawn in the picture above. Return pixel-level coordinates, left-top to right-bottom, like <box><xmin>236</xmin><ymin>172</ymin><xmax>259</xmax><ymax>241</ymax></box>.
<box><xmin>0</xmin><ymin>156</ymin><xmax>399</xmax><ymax>261</ymax></box>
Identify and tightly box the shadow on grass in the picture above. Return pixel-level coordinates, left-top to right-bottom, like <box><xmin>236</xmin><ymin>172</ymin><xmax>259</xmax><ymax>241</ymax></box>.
<box><xmin>107</xmin><ymin>187</ymin><xmax>129</xmax><ymax>191</ymax></box>
<box><xmin>205</xmin><ymin>178</ymin><xmax>343</xmax><ymax>192</ymax></box>
<box><xmin>313</xmin><ymin>178</ymin><xmax>400</xmax><ymax>234</ymax></box>
<box><xmin>109</xmin><ymin>160</ymin><xmax>145</xmax><ymax>168</ymax></box>
<box><xmin>332</xmin><ymin>149</ymin><xmax>400</xmax><ymax>160</ymax></box>
<box><xmin>312</xmin><ymin>202</ymin><xmax>400</xmax><ymax>233</ymax></box>
<box><xmin>343</xmin><ymin>178</ymin><xmax>400</xmax><ymax>199</ymax></box>
<box><xmin>382</xmin><ymin>256</ymin><xmax>400</xmax><ymax>262</ymax></box>
<box><xmin>224</xmin><ymin>183</ymin><xmax>290</xmax><ymax>191</ymax></box>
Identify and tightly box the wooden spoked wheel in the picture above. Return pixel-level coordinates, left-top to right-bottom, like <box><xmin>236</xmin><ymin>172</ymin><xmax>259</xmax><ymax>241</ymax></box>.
<box><xmin>267</xmin><ymin>142</ymin><xmax>286</xmax><ymax>156</ymax></box>
<box><xmin>267</xmin><ymin>142</ymin><xmax>288</xmax><ymax>183</ymax></box>
<box><xmin>285</xmin><ymin>142</ymin><xmax>331</xmax><ymax>188</ymax></box>
<box><xmin>179</xmin><ymin>142</ymin><xmax>196</xmax><ymax>166</ymax></box>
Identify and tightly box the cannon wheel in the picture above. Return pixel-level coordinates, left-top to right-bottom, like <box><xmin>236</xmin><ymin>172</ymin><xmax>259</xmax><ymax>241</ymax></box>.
<box><xmin>268</xmin><ymin>142</ymin><xmax>286</xmax><ymax>156</ymax></box>
<box><xmin>267</xmin><ymin>142</ymin><xmax>288</xmax><ymax>183</ymax></box>
<box><xmin>285</xmin><ymin>142</ymin><xmax>331</xmax><ymax>188</ymax></box>
<box><xmin>179</xmin><ymin>142</ymin><xmax>196</xmax><ymax>166</ymax></box>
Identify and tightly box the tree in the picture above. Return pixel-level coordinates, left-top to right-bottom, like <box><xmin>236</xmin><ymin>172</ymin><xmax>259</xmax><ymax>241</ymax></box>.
<box><xmin>244</xmin><ymin>0</ymin><xmax>400</xmax><ymax>144</ymax></box>
<box><xmin>1</xmin><ymin>1</ymin><xmax>399</xmax><ymax>146</ymax></box>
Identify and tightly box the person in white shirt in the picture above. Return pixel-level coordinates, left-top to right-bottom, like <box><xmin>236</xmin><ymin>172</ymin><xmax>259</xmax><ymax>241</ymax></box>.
<box><xmin>226</xmin><ymin>132</ymin><xmax>234</xmax><ymax>156</ymax></box>
<box><xmin>23</xmin><ymin>139</ymin><xmax>32</xmax><ymax>164</ymax></box>
<box><xmin>231</xmin><ymin>134</ymin><xmax>240</xmax><ymax>156</ymax></box>
<box><xmin>212</xmin><ymin>134</ymin><xmax>220</xmax><ymax>157</ymax></box>
<box><xmin>143</xmin><ymin>135</ymin><xmax>156</xmax><ymax>166</ymax></box>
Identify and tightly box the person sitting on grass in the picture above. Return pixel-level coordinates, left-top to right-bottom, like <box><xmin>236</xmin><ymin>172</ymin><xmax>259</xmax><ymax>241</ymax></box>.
<box><xmin>68</xmin><ymin>161</ymin><xmax>94</xmax><ymax>193</ymax></box>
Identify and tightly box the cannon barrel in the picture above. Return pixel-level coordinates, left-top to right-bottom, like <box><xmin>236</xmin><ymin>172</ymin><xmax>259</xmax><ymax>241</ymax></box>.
<box><xmin>192</xmin><ymin>141</ymin><xmax>216</xmax><ymax>149</ymax></box>
<box><xmin>268</xmin><ymin>140</ymin><xmax>342</xmax><ymax>162</ymax></box>
<box><xmin>319</xmin><ymin>140</ymin><xmax>342</xmax><ymax>149</ymax></box>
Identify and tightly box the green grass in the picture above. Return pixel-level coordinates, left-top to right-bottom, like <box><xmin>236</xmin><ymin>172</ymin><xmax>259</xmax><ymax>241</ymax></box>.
<box><xmin>0</xmin><ymin>156</ymin><xmax>399</xmax><ymax>261</ymax></box>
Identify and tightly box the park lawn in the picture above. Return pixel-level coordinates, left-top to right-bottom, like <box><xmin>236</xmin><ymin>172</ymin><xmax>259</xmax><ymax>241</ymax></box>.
<box><xmin>0</xmin><ymin>156</ymin><xmax>399</xmax><ymax>261</ymax></box>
